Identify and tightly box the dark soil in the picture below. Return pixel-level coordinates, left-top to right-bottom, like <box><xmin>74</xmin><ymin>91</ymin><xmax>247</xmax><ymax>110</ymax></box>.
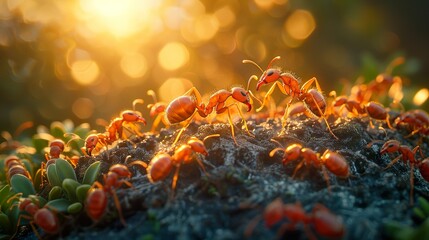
<box><xmin>24</xmin><ymin>114</ymin><xmax>429</xmax><ymax>239</ymax></box>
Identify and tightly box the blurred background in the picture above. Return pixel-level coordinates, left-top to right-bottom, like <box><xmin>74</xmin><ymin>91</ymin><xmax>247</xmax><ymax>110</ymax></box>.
<box><xmin>1</xmin><ymin>0</ymin><xmax>428</xmax><ymax>133</ymax></box>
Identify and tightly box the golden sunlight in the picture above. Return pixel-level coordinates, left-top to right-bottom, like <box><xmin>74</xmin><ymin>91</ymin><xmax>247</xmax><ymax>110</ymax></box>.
<box><xmin>158</xmin><ymin>42</ymin><xmax>190</xmax><ymax>71</ymax></box>
<box><xmin>120</xmin><ymin>52</ymin><xmax>148</xmax><ymax>78</ymax></box>
<box><xmin>78</xmin><ymin>0</ymin><xmax>162</xmax><ymax>38</ymax></box>
<box><xmin>285</xmin><ymin>10</ymin><xmax>316</xmax><ymax>41</ymax></box>
<box><xmin>413</xmin><ymin>88</ymin><xmax>429</xmax><ymax>106</ymax></box>
<box><xmin>71</xmin><ymin>60</ymin><xmax>100</xmax><ymax>86</ymax></box>
<box><xmin>159</xmin><ymin>78</ymin><xmax>193</xmax><ymax>102</ymax></box>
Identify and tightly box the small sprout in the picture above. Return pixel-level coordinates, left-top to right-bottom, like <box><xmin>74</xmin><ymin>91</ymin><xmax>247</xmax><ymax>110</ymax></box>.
<box><xmin>50</xmin><ymin>121</ymin><xmax>67</xmax><ymax>139</ymax></box>
<box><xmin>0</xmin><ymin>212</ymin><xmax>12</xmax><ymax>233</ymax></box>
<box><xmin>48</xmin><ymin>186</ymin><xmax>63</xmax><ymax>201</ymax></box>
<box><xmin>10</xmin><ymin>174</ymin><xmax>36</xmax><ymax>197</ymax></box>
<box><xmin>67</xmin><ymin>202</ymin><xmax>83</xmax><ymax>214</ymax></box>
<box><xmin>47</xmin><ymin>164</ymin><xmax>62</xmax><ymax>187</ymax></box>
<box><xmin>413</xmin><ymin>197</ymin><xmax>429</xmax><ymax>221</ymax></box>
<box><xmin>82</xmin><ymin>161</ymin><xmax>101</xmax><ymax>185</ymax></box>
<box><xmin>62</xmin><ymin>179</ymin><xmax>81</xmax><ymax>203</ymax></box>
<box><xmin>45</xmin><ymin>198</ymin><xmax>72</xmax><ymax>213</ymax></box>
<box><xmin>55</xmin><ymin>158</ymin><xmax>77</xmax><ymax>182</ymax></box>
<box><xmin>76</xmin><ymin>184</ymin><xmax>91</xmax><ymax>203</ymax></box>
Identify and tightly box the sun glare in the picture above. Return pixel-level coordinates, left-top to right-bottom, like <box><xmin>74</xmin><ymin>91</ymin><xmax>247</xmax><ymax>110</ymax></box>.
<box><xmin>78</xmin><ymin>0</ymin><xmax>162</xmax><ymax>38</ymax></box>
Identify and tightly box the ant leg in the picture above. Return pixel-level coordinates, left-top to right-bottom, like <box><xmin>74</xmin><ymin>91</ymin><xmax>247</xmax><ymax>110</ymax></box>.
<box><xmin>111</xmin><ymin>190</ymin><xmax>127</xmax><ymax>226</ymax></box>
<box><xmin>228</xmin><ymin>103</ymin><xmax>254</xmax><ymax>137</ymax></box>
<box><xmin>292</xmin><ymin>161</ymin><xmax>305</xmax><ymax>178</ymax></box>
<box><xmin>309</xmin><ymin>92</ymin><xmax>339</xmax><ymax>140</ymax></box>
<box><xmin>410</xmin><ymin>163</ymin><xmax>415</xmax><ymax>206</ymax></box>
<box><xmin>269</xmin><ymin>148</ymin><xmax>285</xmax><ymax>157</ymax></box>
<box><xmin>172</xmin><ymin>112</ymin><xmax>197</xmax><ymax>145</ymax></box>
<box><xmin>383</xmin><ymin>155</ymin><xmax>402</xmax><ymax>170</ymax></box>
<box><xmin>170</xmin><ymin>164</ymin><xmax>182</xmax><ymax>199</ymax></box>
<box><xmin>257</xmin><ymin>82</ymin><xmax>287</xmax><ymax>112</ymax></box>
<box><xmin>243</xmin><ymin>214</ymin><xmax>262</xmax><ymax>238</ymax></box>
<box><xmin>321</xmin><ymin>167</ymin><xmax>332</xmax><ymax>193</ymax></box>
<box><xmin>150</xmin><ymin>114</ymin><xmax>164</xmax><ymax>132</ymax></box>
<box><xmin>226</xmin><ymin>108</ymin><xmax>238</xmax><ymax>145</ymax></box>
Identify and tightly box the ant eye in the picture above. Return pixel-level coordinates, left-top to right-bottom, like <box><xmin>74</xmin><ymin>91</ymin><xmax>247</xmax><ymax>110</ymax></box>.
<box><xmin>267</xmin><ymin>70</ymin><xmax>274</xmax><ymax>76</ymax></box>
<box><xmin>240</xmin><ymin>91</ymin><xmax>246</xmax><ymax>96</ymax></box>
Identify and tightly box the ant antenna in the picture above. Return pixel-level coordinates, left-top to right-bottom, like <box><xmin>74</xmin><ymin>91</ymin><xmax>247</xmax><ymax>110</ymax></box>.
<box><xmin>385</xmin><ymin>56</ymin><xmax>405</xmax><ymax>75</ymax></box>
<box><xmin>267</xmin><ymin>56</ymin><xmax>281</xmax><ymax>69</ymax></box>
<box><xmin>203</xmin><ymin>134</ymin><xmax>220</xmax><ymax>142</ymax></box>
<box><xmin>133</xmin><ymin>99</ymin><xmax>144</xmax><ymax>111</ymax></box>
<box><xmin>242</xmin><ymin>59</ymin><xmax>264</xmax><ymax>73</ymax></box>
<box><xmin>147</xmin><ymin>90</ymin><xmax>158</xmax><ymax>103</ymax></box>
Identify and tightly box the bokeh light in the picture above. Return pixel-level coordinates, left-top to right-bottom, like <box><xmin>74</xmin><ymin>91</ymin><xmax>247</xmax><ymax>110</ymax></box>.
<box><xmin>120</xmin><ymin>52</ymin><xmax>148</xmax><ymax>79</ymax></box>
<box><xmin>158</xmin><ymin>42</ymin><xmax>190</xmax><ymax>71</ymax></box>
<box><xmin>72</xmin><ymin>98</ymin><xmax>95</xmax><ymax>119</ymax></box>
<box><xmin>71</xmin><ymin>60</ymin><xmax>100</xmax><ymax>86</ymax></box>
<box><xmin>413</xmin><ymin>88</ymin><xmax>429</xmax><ymax>106</ymax></box>
<box><xmin>159</xmin><ymin>78</ymin><xmax>193</xmax><ymax>102</ymax></box>
<box><xmin>0</xmin><ymin>0</ymin><xmax>428</xmax><ymax>132</ymax></box>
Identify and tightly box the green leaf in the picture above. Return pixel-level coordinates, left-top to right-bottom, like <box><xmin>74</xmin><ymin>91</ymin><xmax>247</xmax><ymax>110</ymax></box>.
<box><xmin>67</xmin><ymin>202</ymin><xmax>83</xmax><ymax>214</ymax></box>
<box><xmin>45</xmin><ymin>199</ymin><xmax>71</xmax><ymax>213</ymax></box>
<box><xmin>62</xmin><ymin>179</ymin><xmax>80</xmax><ymax>202</ymax></box>
<box><xmin>417</xmin><ymin>197</ymin><xmax>429</xmax><ymax>217</ymax></box>
<box><xmin>76</xmin><ymin>184</ymin><xmax>91</xmax><ymax>203</ymax></box>
<box><xmin>0</xmin><ymin>185</ymin><xmax>11</xmax><ymax>208</ymax></box>
<box><xmin>32</xmin><ymin>133</ymin><xmax>52</xmax><ymax>153</ymax></box>
<box><xmin>55</xmin><ymin>158</ymin><xmax>77</xmax><ymax>182</ymax></box>
<box><xmin>73</xmin><ymin>123</ymin><xmax>91</xmax><ymax>139</ymax></box>
<box><xmin>50</xmin><ymin>121</ymin><xmax>66</xmax><ymax>139</ymax></box>
<box><xmin>0</xmin><ymin>234</ymin><xmax>13</xmax><ymax>240</ymax></box>
<box><xmin>33</xmin><ymin>169</ymin><xmax>43</xmax><ymax>192</ymax></box>
<box><xmin>49</xmin><ymin>186</ymin><xmax>63</xmax><ymax>201</ymax></box>
<box><xmin>82</xmin><ymin>161</ymin><xmax>101</xmax><ymax>185</ymax></box>
<box><xmin>0</xmin><ymin>212</ymin><xmax>11</xmax><ymax>233</ymax></box>
<box><xmin>10</xmin><ymin>174</ymin><xmax>35</xmax><ymax>197</ymax></box>
<box><xmin>47</xmin><ymin>164</ymin><xmax>61</xmax><ymax>187</ymax></box>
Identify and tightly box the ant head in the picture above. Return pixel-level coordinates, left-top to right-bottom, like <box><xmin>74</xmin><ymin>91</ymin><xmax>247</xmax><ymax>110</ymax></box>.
<box><xmin>381</xmin><ymin>140</ymin><xmax>400</xmax><ymax>154</ymax></box>
<box><xmin>243</xmin><ymin>56</ymin><xmax>281</xmax><ymax>91</ymax></box>
<box><xmin>121</xmin><ymin>110</ymin><xmax>147</xmax><ymax>124</ymax></box>
<box><xmin>49</xmin><ymin>139</ymin><xmax>65</xmax><ymax>151</ymax></box>
<box><xmin>231</xmin><ymin>87</ymin><xmax>252</xmax><ymax>112</ymax></box>
<box><xmin>187</xmin><ymin>138</ymin><xmax>208</xmax><ymax>156</ymax></box>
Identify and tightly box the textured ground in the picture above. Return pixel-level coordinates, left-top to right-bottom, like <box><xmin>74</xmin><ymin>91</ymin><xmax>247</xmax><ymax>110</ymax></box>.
<box><xmin>19</xmin><ymin>113</ymin><xmax>429</xmax><ymax>240</ymax></box>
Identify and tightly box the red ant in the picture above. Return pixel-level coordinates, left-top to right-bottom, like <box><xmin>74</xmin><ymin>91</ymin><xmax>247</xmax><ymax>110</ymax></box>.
<box><xmin>144</xmin><ymin>135</ymin><xmax>218</xmax><ymax>196</ymax></box>
<box><xmin>394</xmin><ymin>109</ymin><xmax>429</xmax><ymax>137</ymax></box>
<box><xmin>85</xmin><ymin>164</ymin><xmax>143</xmax><ymax>226</ymax></box>
<box><xmin>147</xmin><ymin>90</ymin><xmax>167</xmax><ymax>132</ymax></box>
<box><xmin>332</xmin><ymin>95</ymin><xmax>394</xmax><ymax>130</ymax></box>
<box><xmin>374</xmin><ymin>140</ymin><xmax>425</xmax><ymax>205</ymax></box>
<box><xmin>243</xmin><ymin>56</ymin><xmax>338</xmax><ymax>139</ymax></box>
<box><xmin>45</xmin><ymin>139</ymin><xmax>65</xmax><ymax>160</ymax></box>
<box><xmin>82</xmin><ymin>110</ymin><xmax>146</xmax><ymax>156</ymax></box>
<box><xmin>164</xmin><ymin>86</ymin><xmax>255</xmax><ymax>145</ymax></box>
<box><xmin>245</xmin><ymin>198</ymin><xmax>345</xmax><ymax>240</ymax></box>
<box><xmin>107</xmin><ymin>110</ymin><xmax>147</xmax><ymax>143</ymax></box>
<box><xmin>15</xmin><ymin>197</ymin><xmax>60</xmax><ymax>238</ymax></box>
<box><xmin>5</xmin><ymin>155</ymin><xmax>31</xmax><ymax>182</ymax></box>
<box><xmin>270</xmin><ymin>141</ymin><xmax>349</xmax><ymax>191</ymax></box>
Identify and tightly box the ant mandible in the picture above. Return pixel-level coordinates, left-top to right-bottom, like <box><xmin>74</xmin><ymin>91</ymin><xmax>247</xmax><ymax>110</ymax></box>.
<box><xmin>243</xmin><ymin>56</ymin><xmax>338</xmax><ymax>139</ymax></box>
<box><xmin>164</xmin><ymin>85</ymin><xmax>255</xmax><ymax>145</ymax></box>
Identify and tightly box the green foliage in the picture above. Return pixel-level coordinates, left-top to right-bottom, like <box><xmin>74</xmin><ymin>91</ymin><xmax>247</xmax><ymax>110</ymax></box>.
<box><xmin>386</xmin><ymin>197</ymin><xmax>429</xmax><ymax>240</ymax></box>
<box><xmin>10</xmin><ymin>174</ymin><xmax>36</xmax><ymax>197</ymax></box>
<box><xmin>413</xmin><ymin>197</ymin><xmax>429</xmax><ymax>221</ymax></box>
<box><xmin>82</xmin><ymin>161</ymin><xmax>101</xmax><ymax>185</ymax></box>
<box><xmin>0</xmin><ymin>185</ymin><xmax>20</xmax><ymax>236</ymax></box>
